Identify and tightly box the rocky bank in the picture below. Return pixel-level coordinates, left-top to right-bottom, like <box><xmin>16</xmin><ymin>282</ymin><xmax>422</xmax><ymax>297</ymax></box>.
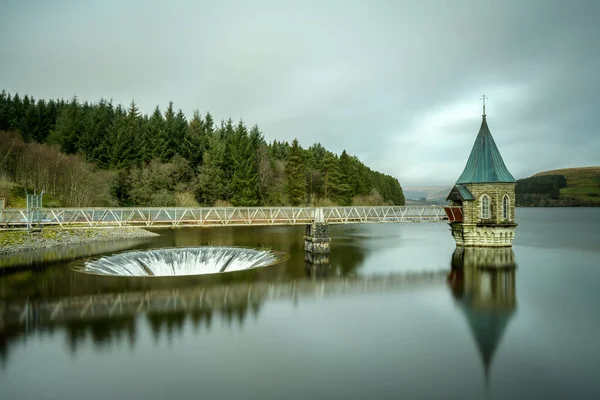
<box><xmin>0</xmin><ymin>228</ymin><xmax>159</xmax><ymax>255</ymax></box>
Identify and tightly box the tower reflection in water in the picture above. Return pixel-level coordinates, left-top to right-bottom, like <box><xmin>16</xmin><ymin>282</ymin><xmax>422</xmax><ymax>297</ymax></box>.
<box><xmin>447</xmin><ymin>247</ymin><xmax>517</xmax><ymax>388</ymax></box>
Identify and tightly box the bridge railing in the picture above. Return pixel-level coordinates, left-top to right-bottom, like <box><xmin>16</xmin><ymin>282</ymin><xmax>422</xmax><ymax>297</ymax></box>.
<box><xmin>0</xmin><ymin>206</ymin><xmax>454</xmax><ymax>230</ymax></box>
<box><xmin>321</xmin><ymin>206</ymin><xmax>447</xmax><ymax>223</ymax></box>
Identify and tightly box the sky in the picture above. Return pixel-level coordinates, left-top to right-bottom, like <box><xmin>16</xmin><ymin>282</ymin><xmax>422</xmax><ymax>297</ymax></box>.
<box><xmin>1</xmin><ymin>0</ymin><xmax>599</xmax><ymax>187</ymax></box>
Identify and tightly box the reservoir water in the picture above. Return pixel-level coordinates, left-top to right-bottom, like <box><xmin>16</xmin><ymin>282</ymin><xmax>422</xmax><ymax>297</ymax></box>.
<box><xmin>1</xmin><ymin>208</ymin><xmax>599</xmax><ymax>400</ymax></box>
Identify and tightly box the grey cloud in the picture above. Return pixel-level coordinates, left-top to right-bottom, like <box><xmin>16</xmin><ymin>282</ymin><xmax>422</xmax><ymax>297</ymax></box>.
<box><xmin>1</xmin><ymin>0</ymin><xmax>599</xmax><ymax>186</ymax></box>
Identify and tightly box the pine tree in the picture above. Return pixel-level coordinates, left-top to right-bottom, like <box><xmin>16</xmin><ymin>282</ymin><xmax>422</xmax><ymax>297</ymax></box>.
<box><xmin>221</xmin><ymin>118</ymin><xmax>236</xmax><ymax>185</ymax></box>
<box><xmin>8</xmin><ymin>93</ymin><xmax>22</xmax><ymax>130</ymax></box>
<box><xmin>204</xmin><ymin>112</ymin><xmax>214</xmax><ymax>135</ymax></box>
<box><xmin>118</xmin><ymin>100</ymin><xmax>143</xmax><ymax>167</ymax></box>
<box><xmin>337</xmin><ymin>150</ymin><xmax>355</xmax><ymax>205</ymax></box>
<box><xmin>173</xmin><ymin>109</ymin><xmax>188</xmax><ymax>156</ymax></box>
<box><xmin>39</xmin><ymin>99</ymin><xmax>60</xmax><ymax>143</ymax></box>
<box><xmin>48</xmin><ymin>96</ymin><xmax>80</xmax><ymax>154</ymax></box>
<box><xmin>111</xmin><ymin>169</ymin><xmax>133</xmax><ymax>206</ymax></box>
<box><xmin>181</xmin><ymin>110</ymin><xmax>205</xmax><ymax>169</ymax></box>
<box><xmin>285</xmin><ymin>138</ymin><xmax>306</xmax><ymax>206</ymax></box>
<box><xmin>230</xmin><ymin>121</ymin><xmax>259</xmax><ymax>206</ymax></box>
<box><xmin>249</xmin><ymin>124</ymin><xmax>265</xmax><ymax>150</ymax></box>
<box><xmin>351</xmin><ymin>157</ymin><xmax>372</xmax><ymax>197</ymax></box>
<box><xmin>108</xmin><ymin>105</ymin><xmax>129</xmax><ymax>168</ymax></box>
<box><xmin>196</xmin><ymin>128</ymin><xmax>227</xmax><ymax>205</ymax></box>
<box><xmin>70</xmin><ymin>100</ymin><xmax>102</xmax><ymax>162</ymax></box>
<box><xmin>20</xmin><ymin>99</ymin><xmax>40</xmax><ymax>142</ymax></box>
<box><xmin>160</xmin><ymin>102</ymin><xmax>176</xmax><ymax>161</ymax></box>
<box><xmin>321</xmin><ymin>151</ymin><xmax>341</xmax><ymax>200</ymax></box>
<box><xmin>0</xmin><ymin>90</ymin><xmax>9</xmax><ymax>131</ymax></box>
<box><xmin>0</xmin><ymin>90</ymin><xmax>407</xmax><ymax>208</ymax></box>
<box><xmin>146</xmin><ymin>106</ymin><xmax>165</xmax><ymax>160</ymax></box>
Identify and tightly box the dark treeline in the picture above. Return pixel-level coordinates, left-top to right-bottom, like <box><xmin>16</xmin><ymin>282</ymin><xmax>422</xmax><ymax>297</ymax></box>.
<box><xmin>0</xmin><ymin>91</ymin><xmax>404</xmax><ymax>207</ymax></box>
<box><xmin>516</xmin><ymin>175</ymin><xmax>569</xmax><ymax>206</ymax></box>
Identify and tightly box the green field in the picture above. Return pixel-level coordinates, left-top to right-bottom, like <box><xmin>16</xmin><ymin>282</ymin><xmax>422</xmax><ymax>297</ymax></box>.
<box><xmin>534</xmin><ymin>167</ymin><xmax>600</xmax><ymax>205</ymax></box>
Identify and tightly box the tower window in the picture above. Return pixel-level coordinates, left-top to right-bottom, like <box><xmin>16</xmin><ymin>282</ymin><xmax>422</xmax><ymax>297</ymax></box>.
<box><xmin>481</xmin><ymin>194</ymin><xmax>490</xmax><ymax>219</ymax></box>
<box><xmin>503</xmin><ymin>195</ymin><xmax>509</xmax><ymax>220</ymax></box>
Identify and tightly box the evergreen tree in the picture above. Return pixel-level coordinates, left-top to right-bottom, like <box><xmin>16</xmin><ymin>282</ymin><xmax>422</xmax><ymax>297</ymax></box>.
<box><xmin>108</xmin><ymin>105</ymin><xmax>129</xmax><ymax>168</ymax></box>
<box><xmin>38</xmin><ymin>99</ymin><xmax>61</xmax><ymax>143</ymax></box>
<box><xmin>285</xmin><ymin>138</ymin><xmax>306</xmax><ymax>206</ymax></box>
<box><xmin>173</xmin><ymin>109</ymin><xmax>188</xmax><ymax>156</ymax></box>
<box><xmin>8</xmin><ymin>93</ymin><xmax>22</xmax><ymax>130</ymax></box>
<box><xmin>111</xmin><ymin>169</ymin><xmax>133</xmax><ymax>206</ymax></box>
<box><xmin>321</xmin><ymin>151</ymin><xmax>342</xmax><ymax>200</ymax></box>
<box><xmin>0</xmin><ymin>90</ymin><xmax>9</xmax><ymax>131</ymax></box>
<box><xmin>221</xmin><ymin>118</ymin><xmax>236</xmax><ymax>182</ymax></box>
<box><xmin>20</xmin><ymin>99</ymin><xmax>40</xmax><ymax>142</ymax></box>
<box><xmin>303</xmin><ymin>148</ymin><xmax>320</xmax><ymax>202</ymax></box>
<box><xmin>48</xmin><ymin>96</ymin><xmax>80</xmax><ymax>154</ymax></box>
<box><xmin>0</xmin><ymin>90</ymin><xmax>407</xmax><ymax>207</ymax></box>
<box><xmin>196</xmin><ymin>128</ymin><xmax>227</xmax><ymax>205</ymax></box>
<box><xmin>204</xmin><ymin>112</ymin><xmax>214</xmax><ymax>136</ymax></box>
<box><xmin>249</xmin><ymin>124</ymin><xmax>265</xmax><ymax>150</ymax></box>
<box><xmin>256</xmin><ymin>144</ymin><xmax>276</xmax><ymax>205</ymax></box>
<box><xmin>116</xmin><ymin>100</ymin><xmax>143</xmax><ymax>167</ymax></box>
<box><xmin>351</xmin><ymin>157</ymin><xmax>372</xmax><ymax>197</ymax></box>
<box><xmin>337</xmin><ymin>150</ymin><xmax>355</xmax><ymax>205</ymax></box>
<box><xmin>230</xmin><ymin>121</ymin><xmax>259</xmax><ymax>206</ymax></box>
<box><xmin>146</xmin><ymin>106</ymin><xmax>165</xmax><ymax>160</ymax></box>
<box><xmin>160</xmin><ymin>102</ymin><xmax>176</xmax><ymax>161</ymax></box>
<box><xmin>181</xmin><ymin>110</ymin><xmax>205</xmax><ymax>169</ymax></box>
<box><xmin>138</xmin><ymin>113</ymin><xmax>152</xmax><ymax>163</ymax></box>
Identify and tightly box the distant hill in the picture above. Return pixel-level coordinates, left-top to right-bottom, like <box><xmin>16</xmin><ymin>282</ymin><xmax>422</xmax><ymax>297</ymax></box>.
<box><xmin>426</xmin><ymin>187</ymin><xmax>452</xmax><ymax>203</ymax></box>
<box><xmin>518</xmin><ymin>167</ymin><xmax>600</xmax><ymax>206</ymax></box>
<box><xmin>403</xmin><ymin>186</ymin><xmax>450</xmax><ymax>202</ymax></box>
<box><xmin>535</xmin><ymin>167</ymin><xmax>600</xmax><ymax>205</ymax></box>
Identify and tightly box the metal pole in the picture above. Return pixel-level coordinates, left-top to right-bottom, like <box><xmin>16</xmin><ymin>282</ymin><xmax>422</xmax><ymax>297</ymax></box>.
<box><xmin>25</xmin><ymin>189</ymin><xmax>30</xmax><ymax>232</ymax></box>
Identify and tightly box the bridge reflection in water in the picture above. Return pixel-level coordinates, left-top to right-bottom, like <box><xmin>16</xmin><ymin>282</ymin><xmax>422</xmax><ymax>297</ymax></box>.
<box><xmin>448</xmin><ymin>246</ymin><xmax>517</xmax><ymax>389</ymax></box>
<box><xmin>0</xmin><ymin>268</ymin><xmax>447</xmax><ymax>361</ymax></box>
<box><xmin>1</xmin><ymin>247</ymin><xmax>518</xmax><ymax>375</ymax></box>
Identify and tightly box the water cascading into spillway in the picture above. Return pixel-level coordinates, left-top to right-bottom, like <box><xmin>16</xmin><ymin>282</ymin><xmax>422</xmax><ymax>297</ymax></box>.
<box><xmin>78</xmin><ymin>247</ymin><xmax>287</xmax><ymax>277</ymax></box>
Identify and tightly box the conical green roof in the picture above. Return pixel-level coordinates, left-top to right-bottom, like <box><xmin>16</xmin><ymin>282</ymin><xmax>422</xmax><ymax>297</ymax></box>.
<box><xmin>456</xmin><ymin>115</ymin><xmax>515</xmax><ymax>184</ymax></box>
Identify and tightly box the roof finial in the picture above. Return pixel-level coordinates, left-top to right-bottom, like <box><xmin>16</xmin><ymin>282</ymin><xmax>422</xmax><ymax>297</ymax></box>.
<box><xmin>480</xmin><ymin>94</ymin><xmax>487</xmax><ymax>116</ymax></box>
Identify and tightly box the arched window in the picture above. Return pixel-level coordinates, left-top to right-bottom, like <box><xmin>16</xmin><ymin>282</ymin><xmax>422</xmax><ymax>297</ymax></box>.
<box><xmin>481</xmin><ymin>194</ymin><xmax>490</xmax><ymax>219</ymax></box>
<box><xmin>502</xmin><ymin>195</ymin><xmax>509</xmax><ymax>220</ymax></box>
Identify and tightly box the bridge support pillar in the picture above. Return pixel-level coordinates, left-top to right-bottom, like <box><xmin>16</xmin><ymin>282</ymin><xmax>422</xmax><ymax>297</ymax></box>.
<box><xmin>305</xmin><ymin>223</ymin><xmax>330</xmax><ymax>280</ymax></box>
<box><xmin>304</xmin><ymin>222</ymin><xmax>330</xmax><ymax>256</ymax></box>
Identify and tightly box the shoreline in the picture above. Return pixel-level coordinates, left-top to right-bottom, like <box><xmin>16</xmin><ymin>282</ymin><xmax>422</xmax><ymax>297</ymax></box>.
<box><xmin>0</xmin><ymin>227</ymin><xmax>160</xmax><ymax>256</ymax></box>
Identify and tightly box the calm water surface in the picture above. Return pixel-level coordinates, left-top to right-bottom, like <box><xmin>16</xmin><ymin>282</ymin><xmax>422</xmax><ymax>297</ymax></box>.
<box><xmin>1</xmin><ymin>208</ymin><xmax>599</xmax><ymax>400</ymax></box>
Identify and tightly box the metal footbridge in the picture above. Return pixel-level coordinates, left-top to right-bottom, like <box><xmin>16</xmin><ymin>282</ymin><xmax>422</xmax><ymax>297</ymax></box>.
<box><xmin>0</xmin><ymin>206</ymin><xmax>451</xmax><ymax>230</ymax></box>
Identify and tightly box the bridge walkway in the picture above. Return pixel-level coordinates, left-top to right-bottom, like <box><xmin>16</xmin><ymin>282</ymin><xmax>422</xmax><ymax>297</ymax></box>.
<box><xmin>0</xmin><ymin>205</ymin><xmax>454</xmax><ymax>230</ymax></box>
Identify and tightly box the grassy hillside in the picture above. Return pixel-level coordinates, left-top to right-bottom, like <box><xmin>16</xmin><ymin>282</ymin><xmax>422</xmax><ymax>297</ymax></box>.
<box><xmin>0</xmin><ymin>180</ymin><xmax>62</xmax><ymax>208</ymax></box>
<box><xmin>533</xmin><ymin>167</ymin><xmax>600</xmax><ymax>205</ymax></box>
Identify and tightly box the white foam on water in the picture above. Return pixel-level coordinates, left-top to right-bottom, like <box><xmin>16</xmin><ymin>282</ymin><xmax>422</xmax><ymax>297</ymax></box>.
<box><xmin>81</xmin><ymin>247</ymin><xmax>282</xmax><ymax>277</ymax></box>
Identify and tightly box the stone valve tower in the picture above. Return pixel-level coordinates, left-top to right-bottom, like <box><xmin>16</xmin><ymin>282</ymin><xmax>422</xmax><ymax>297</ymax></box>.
<box><xmin>445</xmin><ymin>96</ymin><xmax>517</xmax><ymax>247</ymax></box>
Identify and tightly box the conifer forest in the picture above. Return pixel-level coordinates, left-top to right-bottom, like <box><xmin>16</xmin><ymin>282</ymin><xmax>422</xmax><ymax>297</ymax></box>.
<box><xmin>0</xmin><ymin>91</ymin><xmax>405</xmax><ymax>207</ymax></box>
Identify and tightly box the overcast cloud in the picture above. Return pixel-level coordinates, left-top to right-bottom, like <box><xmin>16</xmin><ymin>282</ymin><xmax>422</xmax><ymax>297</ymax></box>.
<box><xmin>1</xmin><ymin>0</ymin><xmax>599</xmax><ymax>186</ymax></box>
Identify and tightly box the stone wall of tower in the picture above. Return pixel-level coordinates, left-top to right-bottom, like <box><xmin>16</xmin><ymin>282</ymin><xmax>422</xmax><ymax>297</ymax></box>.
<box><xmin>462</xmin><ymin>183</ymin><xmax>516</xmax><ymax>224</ymax></box>
<box><xmin>449</xmin><ymin>183</ymin><xmax>517</xmax><ymax>248</ymax></box>
<box><xmin>450</xmin><ymin>223</ymin><xmax>516</xmax><ymax>247</ymax></box>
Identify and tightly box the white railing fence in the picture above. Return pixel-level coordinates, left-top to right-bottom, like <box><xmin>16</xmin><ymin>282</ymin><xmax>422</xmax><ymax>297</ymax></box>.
<box><xmin>0</xmin><ymin>206</ymin><xmax>456</xmax><ymax>230</ymax></box>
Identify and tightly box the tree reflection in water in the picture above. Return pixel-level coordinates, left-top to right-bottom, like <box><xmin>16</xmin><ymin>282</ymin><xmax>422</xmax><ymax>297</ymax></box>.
<box><xmin>0</xmin><ymin>224</ymin><xmax>425</xmax><ymax>367</ymax></box>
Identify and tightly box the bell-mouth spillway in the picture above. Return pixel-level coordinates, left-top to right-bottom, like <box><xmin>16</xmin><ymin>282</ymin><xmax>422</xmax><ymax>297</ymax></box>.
<box><xmin>75</xmin><ymin>246</ymin><xmax>289</xmax><ymax>277</ymax></box>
